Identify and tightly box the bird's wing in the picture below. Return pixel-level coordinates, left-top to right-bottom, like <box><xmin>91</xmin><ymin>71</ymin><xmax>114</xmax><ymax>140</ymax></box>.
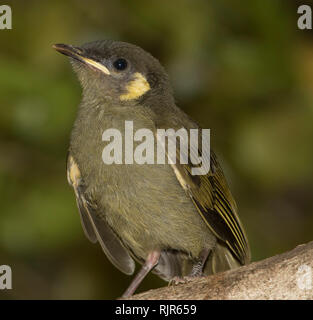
<box><xmin>67</xmin><ymin>154</ymin><xmax>135</xmax><ymax>275</ymax></box>
<box><xmin>155</xmin><ymin>123</ymin><xmax>250</xmax><ymax>265</ymax></box>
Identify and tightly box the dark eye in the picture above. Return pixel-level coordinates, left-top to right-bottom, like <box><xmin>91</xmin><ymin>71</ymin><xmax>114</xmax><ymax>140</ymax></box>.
<box><xmin>113</xmin><ymin>58</ymin><xmax>128</xmax><ymax>71</ymax></box>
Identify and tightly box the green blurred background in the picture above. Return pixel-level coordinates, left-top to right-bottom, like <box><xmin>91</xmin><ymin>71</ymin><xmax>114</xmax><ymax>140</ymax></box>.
<box><xmin>0</xmin><ymin>0</ymin><xmax>313</xmax><ymax>299</ymax></box>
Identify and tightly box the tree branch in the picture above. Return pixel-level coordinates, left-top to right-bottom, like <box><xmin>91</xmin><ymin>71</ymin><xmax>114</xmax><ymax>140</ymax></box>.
<box><xmin>127</xmin><ymin>241</ymin><xmax>313</xmax><ymax>300</ymax></box>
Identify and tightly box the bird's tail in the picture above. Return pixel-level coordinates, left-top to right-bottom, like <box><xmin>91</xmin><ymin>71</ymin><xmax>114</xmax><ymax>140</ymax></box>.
<box><xmin>204</xmin><ymin>241</ymin><xmax>241</xmax><ymax>275</ymax></box>
<box><xmin>153</xmin><ymin>242</ymin><xmax>242</xmax><ymax>281</ymax></box>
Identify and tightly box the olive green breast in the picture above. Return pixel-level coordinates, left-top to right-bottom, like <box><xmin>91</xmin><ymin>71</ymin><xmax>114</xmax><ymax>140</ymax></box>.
<box><xmin>69</xmin><ymin>102</ymin><xmax>216</xmax><ymax>260</ymax></box>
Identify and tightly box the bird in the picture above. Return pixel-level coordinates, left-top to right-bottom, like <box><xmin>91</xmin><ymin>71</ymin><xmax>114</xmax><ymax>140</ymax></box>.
<box><xmin>53</xmin><ymin>40</ymin><xmax>250</xmax><ymax>298</ymax></box>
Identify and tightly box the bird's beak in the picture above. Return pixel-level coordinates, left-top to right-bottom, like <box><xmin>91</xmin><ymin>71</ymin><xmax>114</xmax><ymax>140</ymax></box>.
<box><xmin>53</xmin><ymin>43</ymin><xmax>111</xmax><ymax>75</ymax></box>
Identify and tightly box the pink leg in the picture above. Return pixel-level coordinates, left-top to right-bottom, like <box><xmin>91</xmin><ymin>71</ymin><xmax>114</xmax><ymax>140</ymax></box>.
<box><xmin>122</xmin><ymin>250</ymin><xmax>160</xmax><ymax>298</ymax></box>
<box><xmin>169</xmin><ymin>248</ymin><xmax>210</xmax><ymax>286</ymax></box>
<box><xmin>189</xmin><ymin>248</ymin><xmax>210</xmax><ymax>276</ymax></box>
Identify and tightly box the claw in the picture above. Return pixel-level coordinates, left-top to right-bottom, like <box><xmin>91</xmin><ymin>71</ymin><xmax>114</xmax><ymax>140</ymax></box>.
<box><xmin>169</xmin><ymin>276</ymin><xmax>200</xmax><ymax>286</ymax></box>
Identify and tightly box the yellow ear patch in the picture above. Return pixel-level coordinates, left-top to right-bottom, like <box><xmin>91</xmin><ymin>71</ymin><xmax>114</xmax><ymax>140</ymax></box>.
<box><xmin>120</xmin><ymin>72</ymin><xmax>150</xmax><ymax>101</ymax></box>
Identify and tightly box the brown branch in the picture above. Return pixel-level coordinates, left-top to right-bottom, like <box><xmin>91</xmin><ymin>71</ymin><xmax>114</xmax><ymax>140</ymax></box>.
<box><xmin>126</xmin><ymin>241</ymin><xmax>313</xmax><ymax>300</ymax></box>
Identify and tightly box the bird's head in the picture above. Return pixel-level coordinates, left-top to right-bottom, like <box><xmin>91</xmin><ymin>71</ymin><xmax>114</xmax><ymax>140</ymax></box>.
<box><xmin>53</xmin><ymin>40</ymin><xmax>173</xmax><ymax>106</ymax></box>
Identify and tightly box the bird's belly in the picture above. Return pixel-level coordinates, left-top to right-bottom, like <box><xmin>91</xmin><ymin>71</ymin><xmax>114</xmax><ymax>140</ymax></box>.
<box><xmin>95</xmin><ymin>162</ymin><xmax>216</xmax><ymax>260</ymax></box>
<box><xmin>71</xmin><ymin>113</ymin><xmax>216</xmax><ymax>261</ymax></box>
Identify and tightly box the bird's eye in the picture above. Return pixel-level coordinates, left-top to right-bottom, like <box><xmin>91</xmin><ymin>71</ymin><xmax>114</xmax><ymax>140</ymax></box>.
<box><xmin>113</xmin><ymin>58</ymin><xmax>128</xmax><ymax>71</ymax></box>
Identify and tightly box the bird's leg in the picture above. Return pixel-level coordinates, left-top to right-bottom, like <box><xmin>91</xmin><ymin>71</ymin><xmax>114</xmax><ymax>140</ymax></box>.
<box><xmin>170</xmin><ymin>248</ymin><xmax>210</xmax><ymax>285</ymax></box>
<box><xmin>122</xmin><ymin>250</ymin><xmax>160</xmax><ymax>298</ymax></box>
<box><xmin>189</xmin><ymin>248</ymin><xmax>210</xmax><ymax>277</ymax></box>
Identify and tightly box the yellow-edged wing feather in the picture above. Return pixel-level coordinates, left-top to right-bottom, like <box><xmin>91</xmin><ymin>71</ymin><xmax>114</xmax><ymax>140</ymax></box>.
<box><xmin>182</xmin><ymin>152</ymin><xmax>250</xmax><ymax>264</ymax></box>
<box><xmin>67</xmin><ymin>154</ymin><xmax>135</xmax><ymax>275</ymax></box>
<box><xmin>155</xmin><ymin>119</ymin><xmax>250</xmax><ymax>265</ymax></box>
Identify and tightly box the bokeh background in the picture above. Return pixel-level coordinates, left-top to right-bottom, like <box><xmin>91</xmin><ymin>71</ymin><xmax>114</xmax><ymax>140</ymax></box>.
<box><xmin>1</xmin><ymin>0</ymin><xmax>313</xmax><ymax>299</ymax></box>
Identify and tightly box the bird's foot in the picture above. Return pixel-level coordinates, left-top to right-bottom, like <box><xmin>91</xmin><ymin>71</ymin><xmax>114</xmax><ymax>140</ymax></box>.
<box><xmin>169</xmin><ymin>275</ymin><xmax>205</xmax><ymax>286</ymax></box>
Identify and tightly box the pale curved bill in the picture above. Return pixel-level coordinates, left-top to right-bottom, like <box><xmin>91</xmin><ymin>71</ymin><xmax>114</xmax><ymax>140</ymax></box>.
<box><xmin>82</xmin><ymin>57</ymin><xmax>111</xmax><ymax>75</ymax></box>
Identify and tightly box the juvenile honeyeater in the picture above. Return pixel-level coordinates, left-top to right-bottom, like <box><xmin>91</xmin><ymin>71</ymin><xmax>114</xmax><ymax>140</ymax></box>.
<box><xmin>53</xmin><ymin>40</ymin><xmax>250</xmax><ymax>298</ymax></box>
